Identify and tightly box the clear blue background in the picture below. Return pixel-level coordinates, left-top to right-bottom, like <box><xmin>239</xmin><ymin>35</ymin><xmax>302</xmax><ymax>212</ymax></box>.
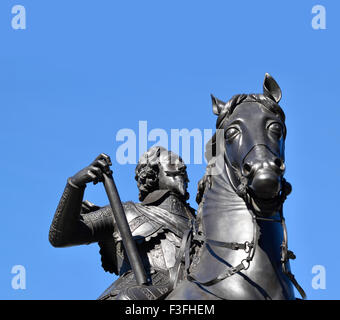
<box><xmin>0</xmin><ymin>0</ymin><xmax>338</xmax><ymax>299</ymax></box>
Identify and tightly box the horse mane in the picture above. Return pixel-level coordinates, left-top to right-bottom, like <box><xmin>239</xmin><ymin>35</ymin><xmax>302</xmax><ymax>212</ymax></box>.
<box><xmin>195</xmin><ymin>93</ymin><xmax>285</xmax><ymax>206</ymax></box>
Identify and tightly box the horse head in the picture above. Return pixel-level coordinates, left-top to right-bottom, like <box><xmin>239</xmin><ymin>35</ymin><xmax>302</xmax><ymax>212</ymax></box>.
<box><xmin>168</xmin><ymin>74</ymin><xmax>305</xmax><ymax>301</ymax></box>
<box><xmin>207</xmin><ymin>73</ymin><xmax>291</xmax><ymax>217</ymax></box>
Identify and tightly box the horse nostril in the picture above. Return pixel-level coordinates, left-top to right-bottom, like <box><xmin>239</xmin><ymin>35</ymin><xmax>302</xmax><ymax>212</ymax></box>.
<box><xmin>274</xmin><ymin>158</ymin><xmax>282</xmax><ymax>167</ymax></box>
<box><xmin>274</xmin><ymin>158</ymin><xmax>285</xmax><ymax>171</ymax></box>
<box><xmin>243</xmin><ymin>163</ymin><xmax>252</xmax><ymax>176</ymax></box>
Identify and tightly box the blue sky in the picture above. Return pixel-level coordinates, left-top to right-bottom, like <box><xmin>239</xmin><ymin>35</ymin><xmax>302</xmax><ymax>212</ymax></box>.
<box><xmin>0</xmin><ymin>0</ymin><xmax>338</xmax><ymax>299</ymax></box>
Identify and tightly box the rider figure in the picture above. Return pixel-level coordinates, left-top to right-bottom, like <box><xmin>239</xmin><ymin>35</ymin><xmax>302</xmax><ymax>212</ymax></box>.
<box><xmin>49</xmin><ymin>146</ymin><xmax>195</xmax><ymax>300</ymax></box>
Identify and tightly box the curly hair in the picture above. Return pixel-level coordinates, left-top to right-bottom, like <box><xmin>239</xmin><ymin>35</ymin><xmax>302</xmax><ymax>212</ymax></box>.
<box><xmin>135</xmin><ymin>146</ymin><xmax>167</xmax><ymax>201</ymax></box>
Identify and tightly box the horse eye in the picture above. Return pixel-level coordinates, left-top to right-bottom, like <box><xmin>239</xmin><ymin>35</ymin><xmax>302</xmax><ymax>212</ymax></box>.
<box><xmin>268</xmin><ymin>122</ymin><xmax>283</xmax><ymax>139</ymax></box>
<box><xmin>225</xmin><ymin>127</ymin><xmax>240</xmax><ymax>142</ymax></box>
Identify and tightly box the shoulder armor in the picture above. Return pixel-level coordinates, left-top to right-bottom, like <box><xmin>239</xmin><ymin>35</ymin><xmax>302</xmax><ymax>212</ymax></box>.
<box><xmin>98</xmin><ymin>201</ymin><xmax>165</xmax><ymax>275</ymax></box>
<box><xmin>112</xmin><ymin>201</ymin><xmax>164</xmax><ymax>242</ymax></box>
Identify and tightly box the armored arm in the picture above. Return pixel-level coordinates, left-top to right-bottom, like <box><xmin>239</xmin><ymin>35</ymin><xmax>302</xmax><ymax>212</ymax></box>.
<box><xmin>49</xmin><ymin>154</ymin><xmax>116</xmax><ymax>247</ymax></box>
<box><xmin>49</xmin><ymin>179</ymin><xmax>115</xmax><ymax>247</ymax></box>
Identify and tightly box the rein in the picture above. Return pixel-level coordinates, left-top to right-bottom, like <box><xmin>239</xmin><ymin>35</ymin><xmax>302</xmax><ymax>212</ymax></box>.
<box><xmin>187</xmin><ymin>212</ymin><xmax>258</xmax><ymax>286</ymax></box>
<box><xmin>184</xmin><ymin>177</ymin><xmax>307</xmax><ymax>300</ymax></box>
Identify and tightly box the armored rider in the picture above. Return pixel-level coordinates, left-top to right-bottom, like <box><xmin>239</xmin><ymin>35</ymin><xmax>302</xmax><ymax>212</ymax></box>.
<box><xmin>49</xmin><ymin>146</ymin><xmax>196</xmax><ymax>300</ymax></box>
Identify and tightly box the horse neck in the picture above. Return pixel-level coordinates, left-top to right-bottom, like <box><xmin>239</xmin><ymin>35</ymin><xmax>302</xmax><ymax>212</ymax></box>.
<box><xmin>199</xmin><ymin>156</ymin><xmax>280</xmax><ymax>243</ymax></box>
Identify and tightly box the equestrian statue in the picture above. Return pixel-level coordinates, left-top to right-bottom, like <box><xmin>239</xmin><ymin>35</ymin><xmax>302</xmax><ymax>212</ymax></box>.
<box><xmin>49</xmin><ymin>73</ymin><xmax>305</xmax><ymax>300</ymax></box>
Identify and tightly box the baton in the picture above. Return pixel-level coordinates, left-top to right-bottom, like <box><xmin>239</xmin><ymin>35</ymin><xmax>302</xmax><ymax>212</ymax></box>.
<box><xmin>102</xmin><ymin>172</ymin><xmax>148</xmax><ymax>286</ymax></box>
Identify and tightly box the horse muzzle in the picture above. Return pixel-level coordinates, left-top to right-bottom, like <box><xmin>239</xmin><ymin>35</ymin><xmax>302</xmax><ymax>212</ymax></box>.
<box><xmin>243</xmin><ymin>158</ymin><xmax>285</xmax><ymax>216</ymax></box>
<box><xmin>248</xmin><ymin>168</ymin><xmax>282</xmax><ymax>199</ymax></box>
<box><xmin>247</xmin><ymin>170</ymin><xmax>283</xmax><ymax>217</ymax></box>
<box><xmin>242</xmin><ymin>145</ymin><xmax>285</xmax><ymax>200</ymax></box>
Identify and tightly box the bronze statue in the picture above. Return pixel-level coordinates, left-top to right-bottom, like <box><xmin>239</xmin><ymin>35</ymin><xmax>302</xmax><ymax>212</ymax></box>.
<box><xmin>167</xmin><ymin>73</ymin><xmax>306</xmax><ymax>300</ymax></box>
<box><xmin>49</xmin><ymin>146</ymin><xmax>196</xmax><ymax>300</ymax></box>
<box><xmin>49</xmin><ymin>73</ymin><xmax>305</xmax><ymax>300</ymax></box>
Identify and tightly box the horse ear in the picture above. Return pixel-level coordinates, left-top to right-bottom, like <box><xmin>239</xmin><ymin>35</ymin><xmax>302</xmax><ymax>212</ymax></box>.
<box><xmin>263</xmin><ymin>73</ymin><xmax>282</xmax><ymax>103</ymax></box>
<box><xmin>211</xmin><ymin>94</ymin><xmax>226</xmax><ymax>115</ymax></box>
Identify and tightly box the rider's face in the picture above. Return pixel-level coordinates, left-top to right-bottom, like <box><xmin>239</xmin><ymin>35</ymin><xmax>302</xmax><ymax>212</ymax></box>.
<box><xmin>158</xmin><ymin>152</ymin><xmax>188</xmax><ymax>198</ymax></box>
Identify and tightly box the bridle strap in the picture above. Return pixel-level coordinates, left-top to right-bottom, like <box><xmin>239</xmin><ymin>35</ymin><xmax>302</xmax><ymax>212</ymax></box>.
<box><xmin>186</xmin><ymin>194</ymin><xmax>307</xmax><ymax>299</ymax></box>
<box><xmin>187</xmin><ymin>212</ymin><xmax>258</xmax><ymax>286</ymax></box>
<box><xmin>279</xmin><ymin>207</ymin><xmax>307</xmax><ymax>300</ymax></box>
<box><xmin>206</xmin><ymin>239</ymin><xmax>249</xmax><ymax>251</ymax></box>
<box><xmin>169</xmin><ymin>228</ymin><xmax>192</xmax><ymax>290</ymax></box>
